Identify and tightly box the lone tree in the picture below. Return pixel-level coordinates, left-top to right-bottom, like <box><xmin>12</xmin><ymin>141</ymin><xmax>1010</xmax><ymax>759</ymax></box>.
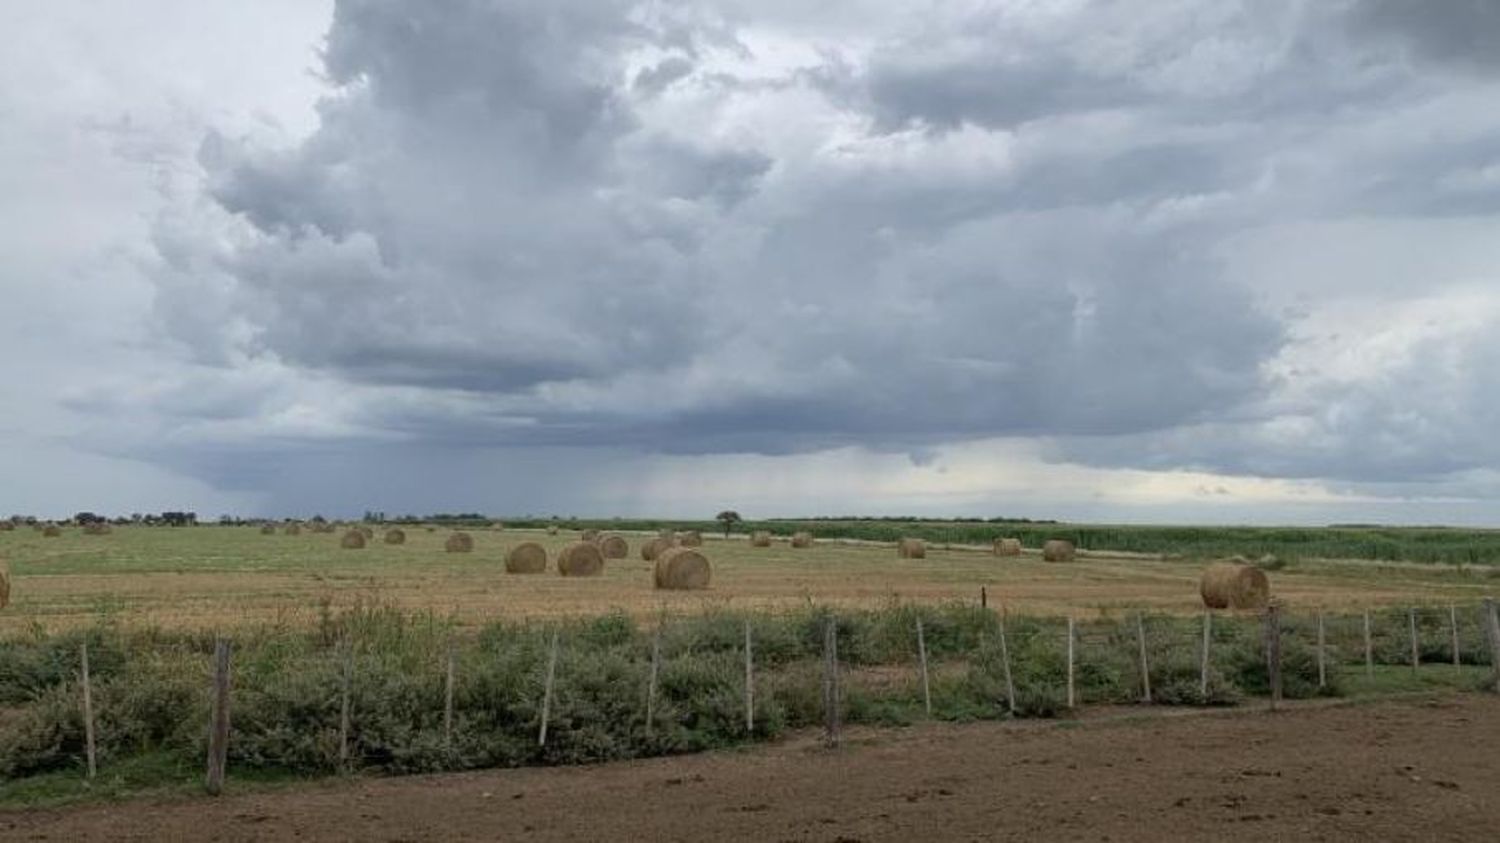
<box><xmin>715</xmin><ymin>510</ymin><xmax>742</xmax><ymax>537</ymax></box>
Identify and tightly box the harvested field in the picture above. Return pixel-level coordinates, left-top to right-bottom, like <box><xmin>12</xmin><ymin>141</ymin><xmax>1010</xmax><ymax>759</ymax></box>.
<box><xmin>1</xmin><ymin>527</ymin><xmax>1496</xmax><ymax>633</ymax></box>
<box><xmin>4</xmin><ymin>695</ymin><xmax>1498</xmax><ymax>841</ymax></box>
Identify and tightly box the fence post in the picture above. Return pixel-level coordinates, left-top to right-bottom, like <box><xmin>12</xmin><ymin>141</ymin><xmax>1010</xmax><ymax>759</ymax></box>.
<box><xmin>645</xmin><ymin>626</ymin><xmax>661</xmax><ymax>737</ymax></box>
<box><xmin>980</xmin><ymin>586</ymin><xmax>987</xmax><ymax>609</ymax></box>
<box><xmin>1135</xmin><ymin>614</ymin><xmax>1152</xmax><ymax>704</ymax></box>
<box><xmin>915</xmin><ymin>617</ymin><xmax>932</xmax><ymax>717</ymax></box>
<box><xmin>1484</xmin><ymin>598</ymin><xmax>1500</xmax><ymax>694</ymax></box>
<box><xmin>538</xmin><ymin>628</ymin><xmax>560</xmax><ymax>747</ymax></box>
<box><xmin>1449</xmin><ymin>604</ymin><xmax>1461</xmax><ymax>669</ymax></box>
<box><xmin>743</xmin><ymin>619</ymin><xmax>754</xmax><ymax>734</ymax></box>
<box><xmin>1265</xmin><ymin>604</ymin><xmax>1282</xmax><ymax>711</ymax></box>
<box><xmin>1066</xmin><ymin>616</ymin><xmax>1076</xmax><ymax>710</ymax></box>
<box><xmin>1408</xmin><ymin>607</ymin><xmax>1420</xmax><ymax>674</ymax></box>
<box><xmin>338</xmin><ymin>643</ymin><xmax>352</xmax><ymax>770</ymax></box>
<box><xmin>1199</xmin><ymin>611</ymin><xmax>1212</xmax><ymax>699</ymax></box>
<box><xmin>443</xmin><ymin>643</ymin><xmax>456</xmax><ymax>749</ymax></box>
<box><xmin>80</xmin><ymin>642</ymin><xmax>97</xmax><ymax>780</ymax></box>
<box><xmin>205</xmin><ymin>638</ymin><xmax>232</xmax><ymax>795</ymax></box>
<box><xmin>822</xmin><ymin>616</ymin><xmax>841</xmax><ymax>748</ymax></box>
<box><xmin>997</xmin><ymin>608</ymin><xmax>1017</xmax><ymax>715</ymax></box>
<box><xmin>1317</xmin><ymin>612</ymin><xmax>1327</xmax><ymax>690</ymax></box>
<box><xmin>1363</xmin><ymin>609</ymin><xmax>1374</xmax><ymax>679</ymax></box>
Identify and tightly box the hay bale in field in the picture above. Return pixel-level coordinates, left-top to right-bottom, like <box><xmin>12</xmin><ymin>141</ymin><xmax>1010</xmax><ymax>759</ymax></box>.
<box><xmin>598</xmin><ymin>533</ymin><xmax>628</xmax><ymax>559</ymax></box>
<box><xmin>557</xmin><ymin>541</ymin><xmax>604</xmax><ymax>577</ymax></box>
<box><xmin>654</xmin><ymin>547</ymin><xmax>711</xmax><ymax>590</ymax></box>
<box><xmin>642</xmin><ymin>536</ymin><xmax>675</xmax><ymax>561</ymax></box>
<box><xmin>994</xmin><ymin>538</ymin><xmax>1022</xmax><ymax>557</ymax></box>
<box><xmin>340</xmin><ymin>530</ymin><xmax>367</xmax><ymax>549</ymax></box>
<box><xmin>446</xmin><ymin>532</ymin><xmax>474</xmax><ymax>553</ymax></box>
<box><xmin>384</xmin><ymin>528</ymin><xmax>406</xmax><ymax>545</ymax></box>
<box><xmin>750</xmin><ymin>530</ymin><xmax>772</xmax><ymax>547</ymax></box>
<box><xmin>82</xmin><ymin>523</ymin><xmax>111</xmax><ymax>536</ymax></box>
<box><xmin>359</xmin><ymin>526</ymin><xmax>374</xmax><ymax>540</ymax></box>
<box><xmin>677</xmin><ymin>530</ymin><xmax>704</xmax><ymax>547</ymax></box>
<box><xmin>581</xmin><ymin>529</ymin><xmax>601</xmax><ymax>544</ymax></box>
<box><xmin>546</xmin><ymin>525</ymin><xmax>559</xmax><ymax>536</ymax></box>
<box><xmin>0</xmin><ymin>521</ymin><xmax>14</xmax><ymax>531</ymax></box>
<box><xmin>284</xmin><ymin>524</ymin><xmax>302</xmax><ymax>536</ymax></box>
<box><xmin>658</xmin><ymin>529</ymin><xmax>675</xmax><ymax>539</ymax></box>
<box><xmin>1042</xmin><ymin>539</ymin><xmax>1076</xmax><ymax>562</ymax></box>
<box><xmin>1200</xmin><ymin>561</ymin><xmax>1271</xmax><ymax>610</ymax></box>
<box><xmin>42</xmin><ymin>525</ymin><xmax>61</xmax><ymax>538</ymax></box>
<box><xmin>790</xmin><ymin>531</ymin><xmax>813</xmax><ymax>548</ymax></box>
<box><xmin>259</xmin><ymin>524</ymin><xmax>276</xmax><ymax>535</ymax></box>
<box><xmin>897</xmin><ymin>538</ymin><xmax>926</xmax><ymax>559</ymax></box>
<box><xmin>505</xmin><ymin>541</ymin><xmax>548</xmax><ymax>574</ymax></box>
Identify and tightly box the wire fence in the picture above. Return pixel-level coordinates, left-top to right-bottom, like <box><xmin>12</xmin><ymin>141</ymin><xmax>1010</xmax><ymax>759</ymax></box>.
<box><xmin>5</xmin><ymin>598</ymin><xmax>1498</xmax><ymax>794</ymax></box>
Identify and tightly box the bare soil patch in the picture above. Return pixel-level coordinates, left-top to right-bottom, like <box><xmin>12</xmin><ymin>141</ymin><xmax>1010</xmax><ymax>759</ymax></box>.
<box><xmin>5</xmin><ymin>695</ymin><xmax>1497</xmax><ymax>841</ymax></box>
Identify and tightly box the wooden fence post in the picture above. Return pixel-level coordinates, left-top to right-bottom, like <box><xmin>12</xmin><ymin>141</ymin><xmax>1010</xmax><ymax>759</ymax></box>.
<box><xmin>1363</xmin><ymin>609</ymin><xmax>1374</xmax><ymax>679</ymax></box>
<box><xmin>997</xmin><ymin>608</ymin><xmax>1017</xmax><ymax>715</ymax></box>
<box><xmin>980</xmin><ymin>586</ymin><xmax>987</xmax><ymax>609</ymax></box>
<box><xmin>743</xmin><ymin>619</ymin><xmax>754</xmax><ymax>734</ymax></box>
<box><xmin>1136</xmin><ymin>614</ymin><xmax>1152</xmax><ymax>704</ymax></box>
<box><xmin>1408</xmin><ymin>607</ymin><xmax>1420</xmax><ymax>674</ymax></box>
<box><xmin>205</xmin><ymin>638</ymin><xmax>232</xmax><ymax>795</ymax></box>
<box><xmin>915</xmin><ymin>617</ymin><xmax>932</xmax><ymax>716</ymax></box>
<box><xmin>338</xmin><ymin>643</ymin><xmax>352</xmax><ymax>770</ymax></box>
<box><xmin>1265</xmin><ymin>604</ymin><xmax>1282</xmax><ymax>711</ymax></box>
<box><xmin>1449</xmin><ymin>604</ymin><xmax>1461</xmax><ymax>669</ymax></box>
<box><xmin>443</xmin><ymin>643</ymin><xmax>456</xmax><ymax>748</ymax></box>
<box><xmin>1484</xmin><ymin>598</ymin><xmax>1500</xmax><ymax>694</ymax></box>
<box><xmin>538</xmin><ymin>629</ymin><xmax>560</xmax><ymax>747</ymax></box>
<box><xmin>822</xmin><ymin>616</ymin><xmax>841</xmax><ymax>748</ymax></box>
<box><xmin>645</xmin><ymin>626</ymin><xmax>661</xmax><ymax>737</ymax></box>
<box><xmin>80</xmin><ymin>642</ymin><xmax>97</xmax><ymax>780</ymax></box>
<box><xmin>1316</xmin><ymin>612</ymin><xmax>1327</xmax><ymax>690</ymax></box>
<box><xmin>1066</xmin><ymin>616</ymin><xmax>1076</xmax><ymax>710</ymax></box>
<box><xmin>1199</xmin><ymin>612</ymin><xmax>1212</xmax><ymax>699</ymax></box>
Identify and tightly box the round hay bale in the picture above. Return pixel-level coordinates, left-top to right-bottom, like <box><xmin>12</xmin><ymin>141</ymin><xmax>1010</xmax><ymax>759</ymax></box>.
<box><xmin>598</xmin><ymin>534</ymin><xmax>628</xmax><ymax>559</ymax></box>
<box><xmin>340</xmin><ymin>530</ymin><xmax>367</xmax><ymax>549</ymax></box>
<box><xmin>1200</xmin><ymin>561</ymin><xmax>1271</xmax><ymax>610</ymax></box>
<box><xmin>897</xmin><ymin>538</ymin><xmax>926</xmax><ymax>559</ymax></box>
<box><xmin>284</xmin><ymin>524</ymin><xmax>302</xmax><ymax>536</ymax></box>
<box><xmin>446</xmin><ymin>532</ymin><xmax>474</xmax><ymax>553</ymax></box>
<box><xmin>83</xmin><ymin>523</ymin><xmax>111</xmax><ymax>536</ymax></box>
<box><xmin>677</xmin><ymin>530</ymin><xmax>703</xmax><ymax>548</ymax></box>
<box><xmin>0</xmin><ymin>563</ymin><xmax>9</xmax><ymax>610</ymax></box>
<box><xmin>384</xmin><ymin>528</ymin><xmax>407</xmax><ymax>545</ymax></box>
<box><xmin>994</xmin><ymin>538</ymin><xmax>1023</xmax><ymax>556</ymax></box>
<box><xmin>557</xmin><ymin>541</ymin><xmax>604</xmax><ymax>577</ymax></box>
<box><xmin>42</xmin><ymin>525</ymin><xmax>61</xmax><ymax>538</ymax></box>
<box><xmin>505</xmin><ymin>541</ymin><xmax>548</xmax><ymax>574</ymax></box>
<box><xmin>546</xmin><ymin>525</ymin><xmax>559</xmax><ymax>536</ymax></box>
<box><xmin>654</xmin><ymin>547</ymin><xmax>711</xmax><ymax>590</ymax></box>
<box><xmin>1042</xmin><ymin>539</ymin><xmax>1076</xmax><ymax>562</ymax></box>
<box><xmin>641</xmin><ymin>536</ymin><xmax>675</xmax><ymax>561</ymax></box>
<box><xmin>750</xmin><ymin>531</ymin><xmax>772</xmax><ymax>547</ymax></box>
<box><xmin>581</xmin><ymin>529</ymin><xmax>601</xmax><ymax>544</ymax></box>
<box><xmin>790</xmin><ymin>531</ymin><xmax>813</xmax><ymax>548</ymax></box>
<box><xmin>259</xmin><ymin>524</ymin><xmax>276</xmax><ymax>535</ymax></box>
<box><xmin>359</xmin><ymin>526</ymin><xmax>374</xmax><ymax>540</ymax></box>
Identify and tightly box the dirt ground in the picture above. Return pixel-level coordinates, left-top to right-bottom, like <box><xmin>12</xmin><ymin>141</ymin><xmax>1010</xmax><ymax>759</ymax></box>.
<box><xmin>4</xmin><ymin>695</ymin><xmax>1496</xmax><ymax>842</ymax></box>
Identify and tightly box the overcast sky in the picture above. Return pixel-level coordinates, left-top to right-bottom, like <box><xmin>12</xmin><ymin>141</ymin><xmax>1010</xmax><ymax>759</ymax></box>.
<box><xmin>3</xmin><ymin>0</ymin><xmax>1499</xmax><ymax>524</ymax></box>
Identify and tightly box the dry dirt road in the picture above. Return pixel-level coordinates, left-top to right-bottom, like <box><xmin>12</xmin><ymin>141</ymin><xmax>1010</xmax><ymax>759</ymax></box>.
<box><xmin>4</xmin><ymin>695</ymin><xmax>1498</xmax><ymax>842</ymax></box>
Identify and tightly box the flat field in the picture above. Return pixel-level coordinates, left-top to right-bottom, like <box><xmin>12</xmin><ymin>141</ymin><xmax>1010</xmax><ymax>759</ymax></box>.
<box><xmin>3</xmin><ymin>526</ymin><xmax>1497</xmax><ymax>633</ymax></box>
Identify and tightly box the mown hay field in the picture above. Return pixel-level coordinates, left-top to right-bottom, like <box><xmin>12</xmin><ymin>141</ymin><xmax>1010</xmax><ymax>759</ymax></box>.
<box><xmin>3</xmin><ymin>526</ymin><xmax>1497</xmax><ymax>634</ymax></box>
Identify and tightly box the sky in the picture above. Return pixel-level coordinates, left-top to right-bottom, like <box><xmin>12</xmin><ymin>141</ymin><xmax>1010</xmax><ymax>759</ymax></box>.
<box><xmin>2</xmin><ymin>0</ymin><xmax>1499</xmax><ymax>524</ymax></box>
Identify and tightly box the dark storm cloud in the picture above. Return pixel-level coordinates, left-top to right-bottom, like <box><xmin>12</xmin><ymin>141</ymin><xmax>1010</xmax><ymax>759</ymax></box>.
<box><xmin>119</xmin><ymin>0</ymin><xmax>1500</xmax><ymax>497</ymax></box>
<box><xmin>1350</xmin><ymin>0</ymin><xmax>1500</xmax><ymax>70</ymax></box>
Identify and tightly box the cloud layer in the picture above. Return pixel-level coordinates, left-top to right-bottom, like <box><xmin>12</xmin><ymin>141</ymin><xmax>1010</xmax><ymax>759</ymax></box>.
<box><xmin>6</xmin><ymin>0</ymin><xmax>1500</xmax><ymax>519</ymax></box>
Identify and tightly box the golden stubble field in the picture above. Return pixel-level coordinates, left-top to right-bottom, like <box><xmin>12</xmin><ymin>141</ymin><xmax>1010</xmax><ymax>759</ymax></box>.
<box><xmin>2</xmin><ymin>526</ymin><xmax>1497</xmax><ymax>634</ymax></box>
